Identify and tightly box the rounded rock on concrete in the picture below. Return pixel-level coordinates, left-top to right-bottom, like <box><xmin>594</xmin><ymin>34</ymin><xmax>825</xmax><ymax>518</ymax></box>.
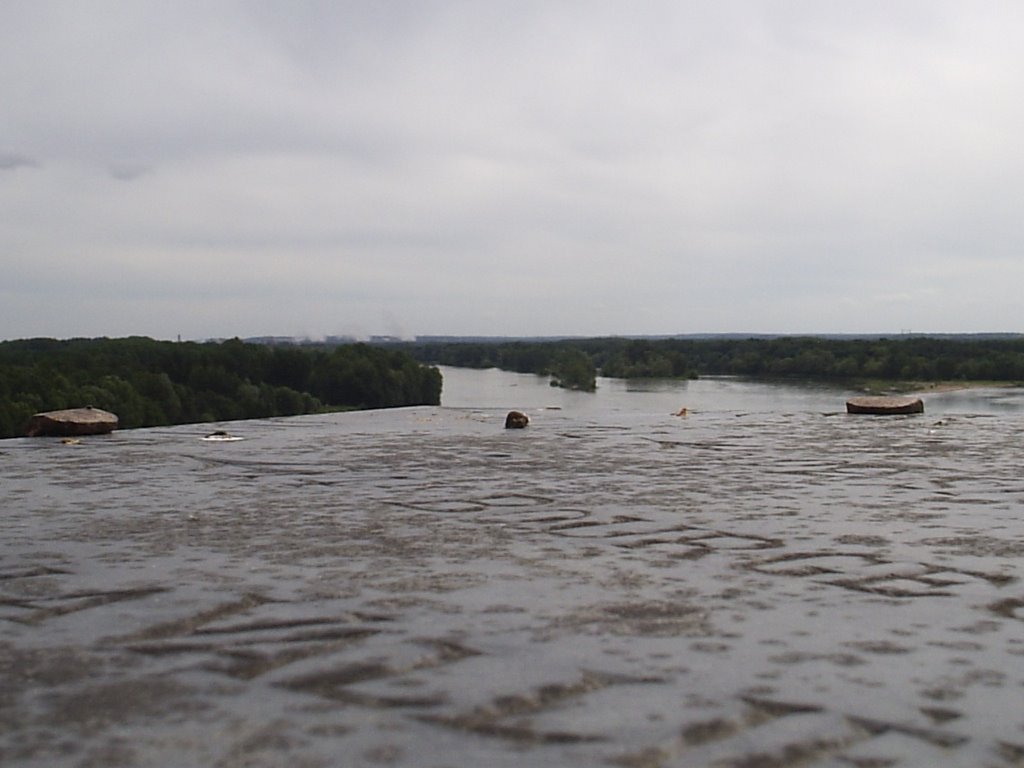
<box><xmin>505</xmin><ymin>411</ymin><xmax>530</xmax><ymax>429</ymax></box>
<box><xmin>846</xmin><ymin>396</ymin><xmax>924</xmax><ymax>415</ymax></box>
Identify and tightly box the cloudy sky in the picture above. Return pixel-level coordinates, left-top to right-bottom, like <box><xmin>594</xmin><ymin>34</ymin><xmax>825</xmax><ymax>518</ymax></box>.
<box><xmin>3</xmin><ymin>1</ymin><xmax>1023</xmax><ymax>340</ymax></box>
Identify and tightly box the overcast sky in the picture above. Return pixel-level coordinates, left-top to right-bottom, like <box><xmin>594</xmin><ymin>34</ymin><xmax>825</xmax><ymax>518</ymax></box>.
<box><xmin>3</xmin><ymin>1</ymin><xmax>1023</xmax><ymax>340</ymax></box>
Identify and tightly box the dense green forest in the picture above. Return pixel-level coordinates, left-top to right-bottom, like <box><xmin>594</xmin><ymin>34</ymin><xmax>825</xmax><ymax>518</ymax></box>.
<box><xmin>0</xmin><ymin>337</ymin><xmax>441</xmax><ymax>439</ymax></box>
<box><xmin>405</xmin><ymin>335</ymin><xmax>1024</xmax><ymax>388</ymax></box>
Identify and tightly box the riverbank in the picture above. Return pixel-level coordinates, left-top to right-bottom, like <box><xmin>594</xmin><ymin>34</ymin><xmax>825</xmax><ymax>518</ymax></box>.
<box><xmin>862</xmin><ymin>379</ymin><xmax>1022</xmax><ymax>396</ymax></box>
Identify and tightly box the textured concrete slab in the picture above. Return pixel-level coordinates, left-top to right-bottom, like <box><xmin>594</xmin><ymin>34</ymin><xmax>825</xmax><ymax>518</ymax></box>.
<box><xmin>22</xmin><ymin>406</ymin><xmax>119</xmax><ymax>437</ymax></box>
<box><xmin>2</xmin><ymin>405</ymin><xmax>1023</xmax><ymax>766</ymax></box>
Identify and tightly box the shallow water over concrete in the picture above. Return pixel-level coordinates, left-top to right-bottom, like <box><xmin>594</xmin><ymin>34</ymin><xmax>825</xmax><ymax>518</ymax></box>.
<box><xmin>3</xmin><ymin>389</ymin><xmax>1024</xmax><ymax>766</ymax></box>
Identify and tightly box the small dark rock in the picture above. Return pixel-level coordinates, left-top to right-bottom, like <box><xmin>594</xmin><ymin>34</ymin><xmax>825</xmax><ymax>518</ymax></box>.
<box><xmin>505</xmin><ymin>411</ymin><xmax>530</xmax><ymax>429</ymax></box>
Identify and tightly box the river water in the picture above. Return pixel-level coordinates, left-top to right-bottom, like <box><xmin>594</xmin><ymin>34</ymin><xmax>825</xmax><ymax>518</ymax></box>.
<box><xmin>3</xmin><ymin>368</ymin><xmax>1024</xmax><ymax>766</ymax></box>
<box><xmin>439</xmin><ymin>364</ymin><xmax>1024</xmax><ymax>417</ymax></box>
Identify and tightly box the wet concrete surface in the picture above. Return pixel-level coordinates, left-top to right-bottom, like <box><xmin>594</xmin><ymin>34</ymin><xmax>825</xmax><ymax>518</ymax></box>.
<box><xmin>2</xmin><ymin>404</ymin><xmax>1024</xmax><ymax>766</ymax></box>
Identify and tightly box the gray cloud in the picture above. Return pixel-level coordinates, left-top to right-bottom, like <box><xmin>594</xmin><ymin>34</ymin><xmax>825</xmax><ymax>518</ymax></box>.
<box><xmin>0</xmin><ymin>152</ymin><xmax>39</xmax><ymax>170</ymax></box>
<box><xmin>2</xmin><ymin>1</ymin><xmax>1023</xmax><ymax>340</ymax></box>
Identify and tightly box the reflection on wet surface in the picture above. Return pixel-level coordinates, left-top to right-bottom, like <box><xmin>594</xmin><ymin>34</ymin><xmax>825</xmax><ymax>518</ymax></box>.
<box><xmin>2</xmin><ymin>393</ymin><xmax>1024</xmax><ymax>766</ymax></box>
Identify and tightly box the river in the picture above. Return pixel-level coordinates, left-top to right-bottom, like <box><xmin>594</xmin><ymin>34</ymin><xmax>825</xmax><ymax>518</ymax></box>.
<box><xmin>438</xmin><ymin>364</ymin><xmax>1024</xmax><ymax>417</ymax></box>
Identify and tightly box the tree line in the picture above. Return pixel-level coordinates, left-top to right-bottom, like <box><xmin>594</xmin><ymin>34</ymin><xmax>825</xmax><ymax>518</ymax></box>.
<box><xmin>403</xmin><ymin>335</ymin><xmax>1024</xmax><ymax>388</ymax></box>
<box><xmin>402</xmin><ymin>340</ymin><xmax>598</xmax><ymax>391</ymax></box>
<box><xmin>0</xmin><ymin>337</ymin><xmax>442</xmax><ymax>439</ymax></box>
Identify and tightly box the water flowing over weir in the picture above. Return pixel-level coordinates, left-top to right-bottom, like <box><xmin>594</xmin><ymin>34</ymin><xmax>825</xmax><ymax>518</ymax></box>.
<box><xmin>3</xmin><ymin>373</ymin><xmax>1024</xmax><ymax>766</ymax></box>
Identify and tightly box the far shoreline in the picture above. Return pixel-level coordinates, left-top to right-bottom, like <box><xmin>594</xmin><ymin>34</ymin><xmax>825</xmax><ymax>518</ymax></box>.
<box><xmin>889</xmin><ymin>380</ymin><xmax>1022</xmax><ymax>396</ymax></box>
